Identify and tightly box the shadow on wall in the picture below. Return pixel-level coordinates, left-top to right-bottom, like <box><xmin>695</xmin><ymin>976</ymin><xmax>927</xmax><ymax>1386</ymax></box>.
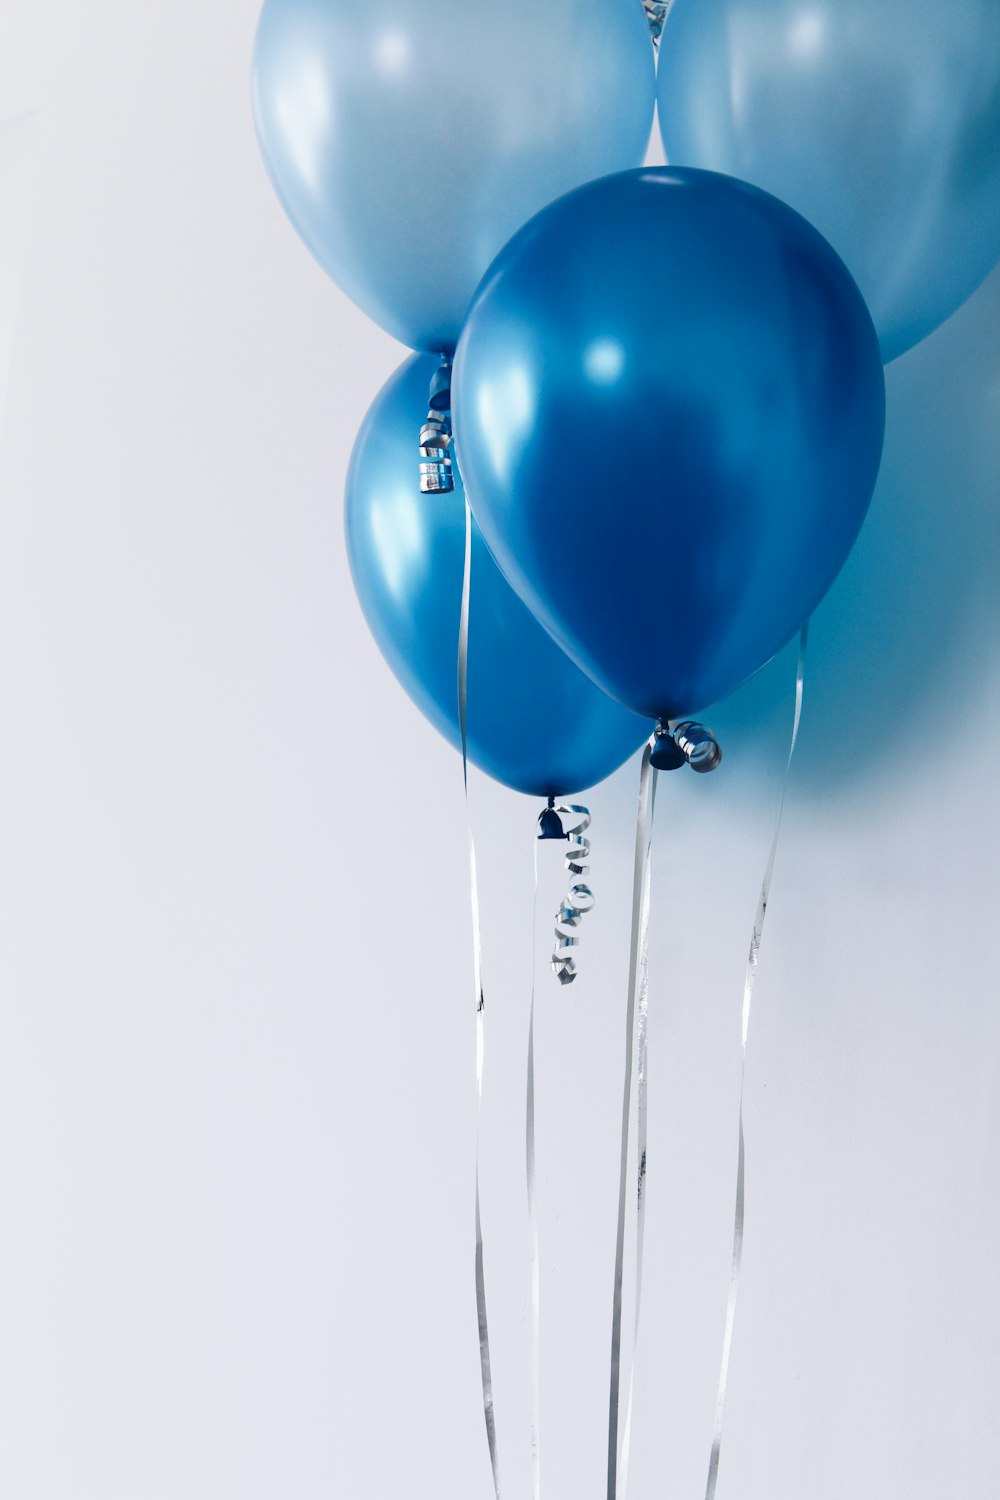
<box><xmin>707</xmin><ymin>260</ymin><xmax>1000</xmax><ymax>794</ymax></box>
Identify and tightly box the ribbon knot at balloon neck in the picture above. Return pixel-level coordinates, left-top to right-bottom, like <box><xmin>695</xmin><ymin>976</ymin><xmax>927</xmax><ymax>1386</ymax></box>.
<box><xmin>540</xmin><ymin>802</ymin><xmax>594</xmax><ymax>985</ymax></box>
<box><xmin>643</xmin><ymin>0</ymin><xmax>669</xmax><ymax>46</ymax></box>
<box><xmin>649</xmin><ymin>719</ymin><xmax>723</xmax><ymax>773</ymax></box>
<box><xmin>537</xmin><ymin>800</ymin><xmax>567</xmax><ymax>841</ymax></box>
<box><xmin>419</xmin><ymin>354</ymin><xmax>454</xmax><ymax>493</ymax></box>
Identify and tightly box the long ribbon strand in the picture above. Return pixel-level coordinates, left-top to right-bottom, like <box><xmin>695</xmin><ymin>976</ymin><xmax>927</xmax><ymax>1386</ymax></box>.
<box><xmin>527</xmin><ymin>840</ymin><xmax>542</xmax><ymax>1500</ymax></box>
<box><xmin>458</xmin><ymin>498</ymin><xmax>502</xmax><ymax>1500</ymax></box>
<box><xmin>608</xmin><ymin>743</ymin><xmax>659</xmax><ymax>1500</ymax></box>
<box><xmin>618</xmin><ymin>760</ymin><xmax>658</xmax><ymax>1498</ymax></box>
<box><xmin>703</xmin><ymin>624</ymin><xmax>809</xmax><ymax>1500</ymax></box>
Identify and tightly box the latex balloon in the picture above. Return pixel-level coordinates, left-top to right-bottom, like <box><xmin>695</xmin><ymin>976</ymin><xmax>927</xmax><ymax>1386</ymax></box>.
<box><xmin>345</xmin><ymin>356</ymin><xmax>652</xmax><ymax>795</ymax></box>
<box><xmin>657</xmin><ymin>0</ymin><xmax>1000</xmax><ymax>363</ymax></box>
<box><xmin>253</xmin><ymin>0</ymin><xmax>656</xmax><ymax>354</ymax></box>
<box><xmin>452</xmin><ymin>168</ymin><xmax>886</xmax><ymax>720</ymax></box>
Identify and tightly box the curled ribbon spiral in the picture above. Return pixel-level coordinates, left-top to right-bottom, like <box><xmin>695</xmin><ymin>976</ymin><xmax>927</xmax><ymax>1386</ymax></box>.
<box><xmin>643</xmin><ymin>0</ymin><xmax>670</xmax><ymax>46</ymax></box>
<box><xmin>545</xmin><ymin>803</ymin><xmax>595</xmax><ymax>985</ymax></box>
<box><xmin>668</xmin><ymin>719</ymin><xmax>723</xmax><ymax>773</ymax></box>
<box><xmin>419</xmin><ymin>354</ymin><xmax>455</xmax><ymax>493</ymax></box>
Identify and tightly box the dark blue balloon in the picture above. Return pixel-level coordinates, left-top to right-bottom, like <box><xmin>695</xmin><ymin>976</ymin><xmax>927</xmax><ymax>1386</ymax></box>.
<box><xmin>345</xmin><ymin>356</ymin><xmax>652</xmax><ymax>795</ymax></box>
<box><xmin>452</xmin><ymin>168</ymin><xmax>886</xmax><ymax>720</ymax></box>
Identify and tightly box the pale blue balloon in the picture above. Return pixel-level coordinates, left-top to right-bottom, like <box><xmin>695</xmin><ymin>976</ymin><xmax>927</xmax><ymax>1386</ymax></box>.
<box><xmin>253</xmin><ymin>0</ymin><xmax>656</xmax><ymax>354</ymax></box>
<box><xmin>657</xmin><ymin>0</ymin><xmax>1000</xmax><ymax>362</ymax></box>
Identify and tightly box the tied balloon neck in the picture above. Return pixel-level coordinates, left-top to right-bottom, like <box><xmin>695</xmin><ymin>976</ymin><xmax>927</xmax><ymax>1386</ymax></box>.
<box><xmin>538</xmin><ymin>800</ymin><xmax>594</xmax><ymax>986</ymax></box>
<box><xmin>537</xmin><ymin>796</ymin><xmax>567</xmax><ymax>842</ymax></box>
<box><xmin>419</xmin><ymin>354</ymin><xmax>454</xmax><ymax>494</ymax></box>
<box><xmin>643</xmin><ymin>0</ymin><xmax>670</xmax><ymax>47</ymax></box>
<box><xmin>650</xmin><ymin>718</ymin><xmax>723</xmax><ymax>774</ymax></box>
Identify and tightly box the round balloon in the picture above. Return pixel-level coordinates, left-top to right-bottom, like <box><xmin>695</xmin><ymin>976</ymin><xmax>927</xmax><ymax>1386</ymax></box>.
<box><xmin>346</xmin><ymin>356</ymin><xmax>652</xmax><ymax>795</ymax></box>
<box><xmin>452</xmin><ymin>168</ymin><xmax>886</xmax><ymax>720</ymax></box>
<box><xmin>657</xmin><ymin>0</ymin><xmax>1000</xmax><ymax>363</ymax></box>
<box><xmin>253</xmin><ymin>0</ymin><xmax>656</xmax><ymax>354</ymax></box>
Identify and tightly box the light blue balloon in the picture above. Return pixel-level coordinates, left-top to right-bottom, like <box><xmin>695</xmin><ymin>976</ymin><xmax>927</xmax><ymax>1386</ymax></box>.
<box><xmin>345</xmin><ymin>356</ymin><xmax>652</xmax><ymax>795</ymax></box>
<box><xmin>453</xmin><ymin>168</ymin><xmax>885</xmax><ymax>719</ymax></box>
<box><xmin>253</xmin><ymin>0</ymin><xmax>656</xmax><ymax>354</ymax></box>
<box><xmin>657</xmin><ymin>0</ymin><xmax>1000</xmax><ymax>363</ymax></box>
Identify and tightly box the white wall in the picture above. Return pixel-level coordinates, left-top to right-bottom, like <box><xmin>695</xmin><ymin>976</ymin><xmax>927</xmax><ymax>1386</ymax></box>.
<box><xmin>1</xmin><ymin>4</ymin><xmax>997</xmax><ymax>1498</ymax></box>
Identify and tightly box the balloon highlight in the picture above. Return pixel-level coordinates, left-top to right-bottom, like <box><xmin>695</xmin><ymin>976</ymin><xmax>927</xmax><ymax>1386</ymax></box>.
<box><xmin>253</xmin><ymin>0</ymin><xmax>656</xmax><ymax>353</ymax></box>
<box><xmin>346</xmin><ymin>355</ymin><xmax>652</xmax><ymax>794</ymax></box>
<box><xmin>453</xmin><ymin>168</ymin><xmax>886</xmax><ymax>719</ymax></box>
<box><xmin>657</xmin><ymin>0</ymin><xmax>1000</xmax><ymax>361</ymax></box>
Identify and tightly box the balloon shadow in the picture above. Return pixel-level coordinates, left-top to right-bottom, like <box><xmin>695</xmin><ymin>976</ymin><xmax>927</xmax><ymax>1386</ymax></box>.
<box><xmin>704</xmin><ymin>261</ymin><xmax>1000</xmax><ymax>792</ymax></box>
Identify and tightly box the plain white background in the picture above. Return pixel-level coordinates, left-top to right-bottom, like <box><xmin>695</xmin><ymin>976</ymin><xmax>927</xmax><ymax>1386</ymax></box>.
<box><xmin>1</xmin><ymin>3</ymin><xmax>998</xmax><ymax>1497</ymax></box>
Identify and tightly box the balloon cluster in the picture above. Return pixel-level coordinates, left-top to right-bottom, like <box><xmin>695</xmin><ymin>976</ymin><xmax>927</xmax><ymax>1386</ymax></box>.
<box><xmin>253</xmin><ymin>0</ymin><xmax>1000</xmax><ymax>797</ymax></box>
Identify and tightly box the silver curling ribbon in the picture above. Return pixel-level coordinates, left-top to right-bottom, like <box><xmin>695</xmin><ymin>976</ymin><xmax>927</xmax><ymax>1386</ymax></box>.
<box><xmin>549</xmin><ymin>804</ymin><xmax>595</xmax><ymax>985</ymax></box>
<box><xmin>618</xmin><ymin>756</ymin><xmax>658</xmax><ymax>1499</ymax></box>
<box><xmin>527</xmin><ymin>797</ymin><xmax>593</xmax><ymax>1486</ymax></box>
<box><xmin>643</xmin><ymin>0</ymin><xmax>670</xmax><ymax>47</ymax></box>
<box><xmin>527</xmin><ymin>795</ymin><xmax>597</xmax><ymax>1491</ymax></box>
<box><xmin>457</xmin><ymin>497</ymin><xmax>502</xmax><ymax>1500</ymax></box>
<box><xmin>703</xmin><ymin>624</ymin><xmax>809</xmax><ymax>1500</ymax></box>
<box><xmin>670</xmin><ymin>720</ymin><xmax>723</xmax><ymax>774</ymax></box>
<box><xmin>607</xmin><ymin>742</ymin><xmax>658</xmax><ymax>1500</ymax></box>
<box><xmin>526</xmin><ymin>837</ymin><xmax>542</xmax><ymax>1500</ymax></box>
<box><xmin>650</xmin><ymin>718</ymin><xmax>722</xmax><ymax>774</ymax></box>
<box><xmin>419</xmin><ymin>353</ymin><xmax>455</xmax><ymax>493</ymax></box>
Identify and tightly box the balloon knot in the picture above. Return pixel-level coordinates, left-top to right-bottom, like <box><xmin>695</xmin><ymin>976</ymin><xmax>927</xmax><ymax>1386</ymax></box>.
<box><xmin>650</xmin><ymin>719</ymin><xmax>723</xmax><ymax>773</ymax></box>
<box><xmin>643</xmin><ymin>0</ymin><xmax>669</xmax><ymax>46</ymax></box>
<box><xmin>537</xmin><ymin>801</ymin><xmax>567</xmax><ymax>840</ymax></box>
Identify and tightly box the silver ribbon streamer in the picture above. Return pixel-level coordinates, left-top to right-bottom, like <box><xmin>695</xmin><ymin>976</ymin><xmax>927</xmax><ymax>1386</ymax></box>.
<box><xmin>618</xmin><ymin>751</ymin><xmax>657</xmax><ymax>1500</ymax></box>
<box><xmin>670</xmin><ymin>720</ymin><xmax>724</xmax><ymax>774</ymax></box>
<box><xmin>420</xmin><ymin>354</ymin><xmax>455</xmax><ymax>493</ymax></box>
<box><xmin>550</xmin><ymin>806</ymin><xmax>595</xmax><ymax>985</ymax></box>
<box><xmin>527</xmin><ymin>839</ymin><xmax>542</xmax><ymax>1500</ymax></box>
<box><xmin>526</xmin><ymin>798</ymin><xmax>596</xmax><ymax>1494</ymax></box>
<box><xmin>458</xmin><ymin>498</ymin><xmax>502</xmax><ymax>1500</ymax></box>
<box><xmin>608</xmin><ymin>743</ymin><xmax>659</xmax><ymax>1500</ymax></box>
<box><xmin>703</xmin><ymin>624</ymin><xmax>809</xmax><ymax>1500</ymax></box>
<box><xmin>643</xmin><ymin>0</ymin><xmax>670</xmax><ymax>47</ymax></box>
<box><xmin>617</xmin><ymin>719</ymin><xmax>723</xmax><ymax>1496</ymax></box>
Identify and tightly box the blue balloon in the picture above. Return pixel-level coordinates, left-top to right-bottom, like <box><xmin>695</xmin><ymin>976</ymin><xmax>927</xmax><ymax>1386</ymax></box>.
<box><xmin>345</xmin><ymin>356</ymin><xmax>652</xmax><ymax>795</ymax></box>
<box><xmin>657</xmin><ymin>0</ymin><xmax>1000</xmax><ymax>363</ymax></box>
<box><xmin>252</xmin><ymin>0</ymin><xmax>655</xmax><ymax>354</ymax></box>
<box><xmin>452</xmin><ymin>168</ymin><xmax>886</xmax><ymax>720</ymax></box>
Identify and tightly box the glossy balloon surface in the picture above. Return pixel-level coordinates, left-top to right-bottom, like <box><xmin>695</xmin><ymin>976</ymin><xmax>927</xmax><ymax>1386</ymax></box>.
<box><xmin>657</xmin><ymin>0</ymin><xmax>1000</xmax><ymax>362</ymax></box>
<box><xmin>253</xmin><ymin>0</ymin><xmax>655</xmax><ymax>354</ymax></box>
<box><xmin>453</xmin><ymin>168</ymin><xmax>886</xmax><ymax>720</ymax></box>
<box><xmin>346</xmin><ymin>356</ymin><xmax>652</xmax><ymax>795</ymax></box>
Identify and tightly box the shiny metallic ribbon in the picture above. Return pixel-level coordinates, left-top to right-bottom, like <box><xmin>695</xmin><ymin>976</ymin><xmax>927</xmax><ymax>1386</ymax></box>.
<box><xmin>643</xmin><ymin>0</ymin><xmax>670</xmax><ymax>46</ymax></box>
<box><xmin>526</xmin><ymin>797</ymin><xmax>596</xmax><ymax>1498</ymax></box>
<box><xmin>607</xmin><ymin>742</ymin><xmax>659</xmax><ymax>1500</ymax></box>
<box><xmin>618</xmin><ymin>748</ymin><xmax>657</xmax><ymax>1500</ymax></box>
<box><xmin>527</xmin><ymin>839</ymin><xmax>542</xmax><ymax>1500</ymax></box>
<box><xmin>615</xmin><ymin>721</ymin><xmax>725</xmax><ymax>1497</ymax></box>
<box><xmin>550</xmin><ymin>806</ymin><xmax>595</xmax><ymax>985</ymax></box>
<box><xmin>458</xmin><ymin>498</ymin><xmax>502</xmax><ymax>1499</ymax></box>
<box><xmin>703</xmin><ymin>624</ymin><xmax>809</xmax><ymax>1500</ymax></box>
<box><xmin>419</xmin><ymin>355</ymin><xmax>455</xmax><ymax>493</ymax></box>
<box><xmin>670</xmin><ymin>720</ymin><xmax>724</xmax><ymax>774</ymax></box>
